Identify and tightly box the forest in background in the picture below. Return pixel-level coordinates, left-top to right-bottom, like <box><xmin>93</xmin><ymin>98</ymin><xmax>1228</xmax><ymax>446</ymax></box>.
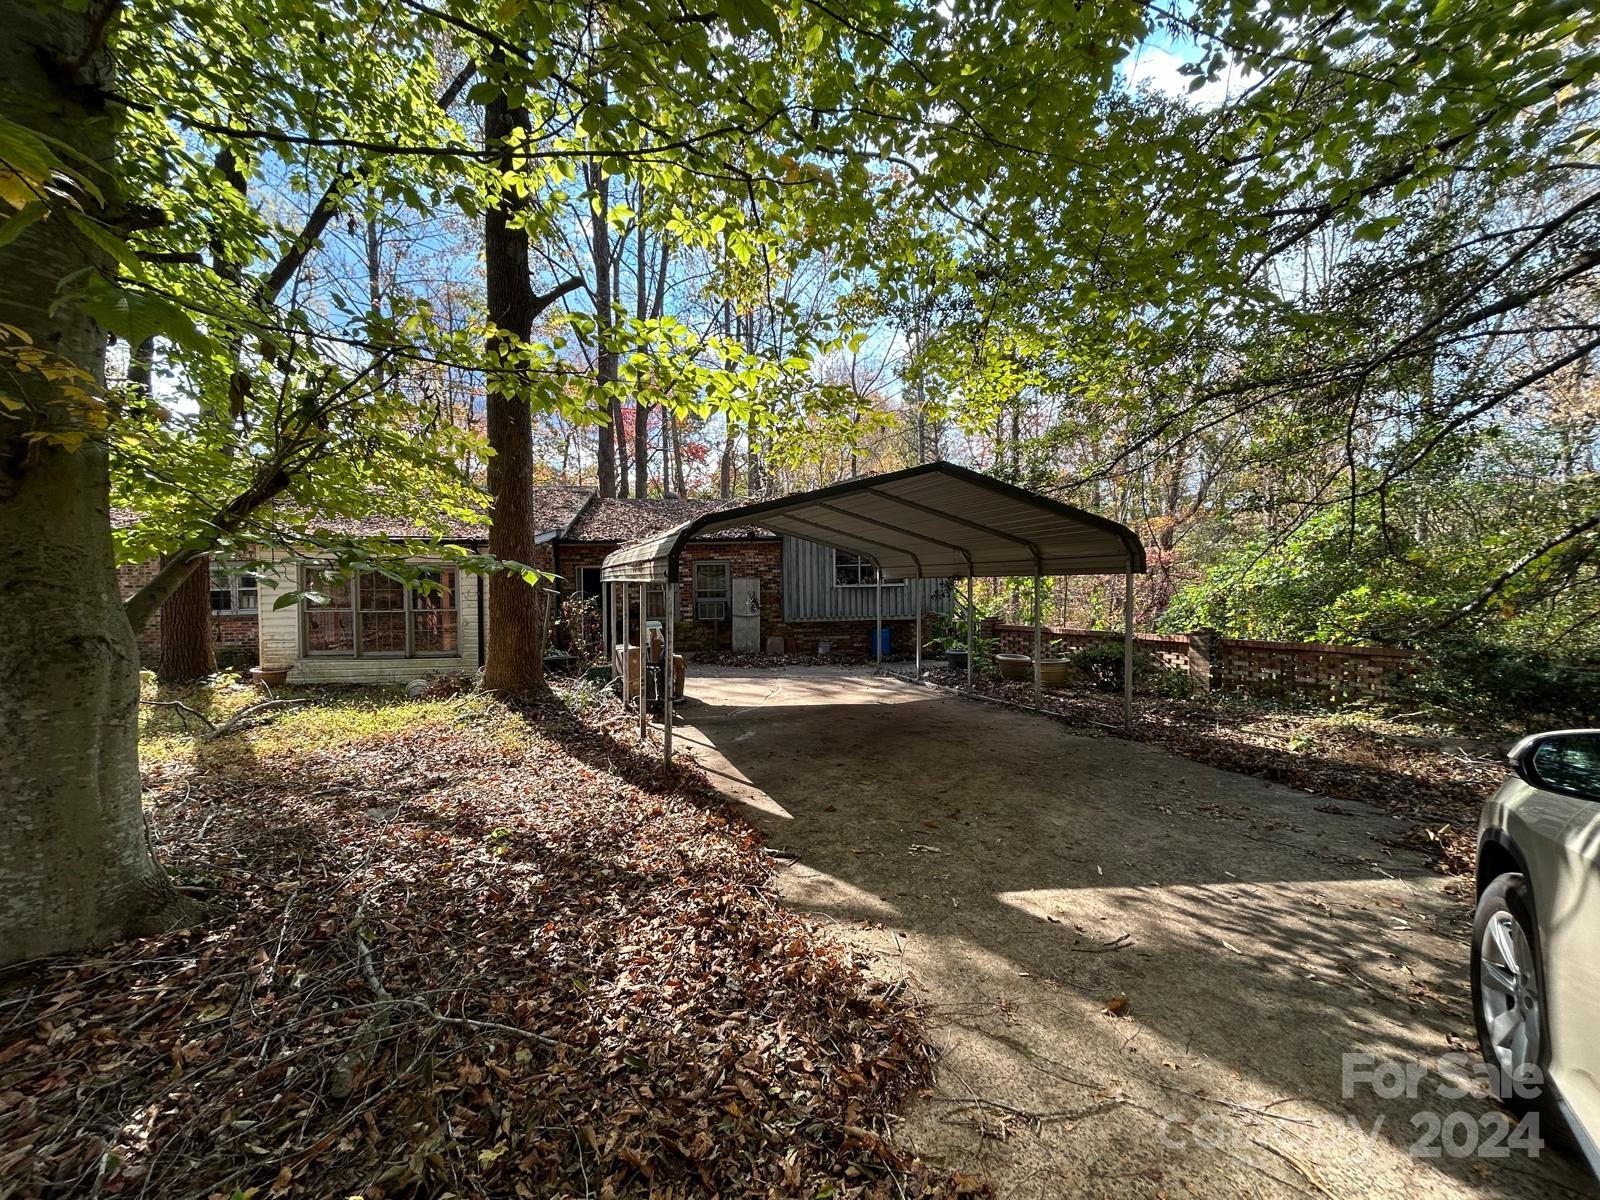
<box><xmin>86</xmin><ymin>0</ymin><xmax>1596</xmax><ymax>673</ymax></box>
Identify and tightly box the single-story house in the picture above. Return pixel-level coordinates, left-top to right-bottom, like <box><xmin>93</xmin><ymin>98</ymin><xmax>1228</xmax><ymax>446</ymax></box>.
<box><xmin>118</xmin><ymin>486</ymin><xmax>952</xmax><ymax>683</ymax></box>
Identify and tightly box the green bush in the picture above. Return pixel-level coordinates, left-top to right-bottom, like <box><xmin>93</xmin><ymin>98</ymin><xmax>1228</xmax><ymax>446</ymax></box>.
<box><xmin>1063</xmin><ymin>641</ymin><xmax>1193</xmax><ymax>698</ymax></box>
<box><xmin>1402</xmin><ymin>641</ymin><xmax>1600</xmax><ymax>727</ymax></box>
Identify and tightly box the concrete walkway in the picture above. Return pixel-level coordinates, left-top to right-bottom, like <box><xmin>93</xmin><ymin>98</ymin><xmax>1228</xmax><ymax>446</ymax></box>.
<box><xmin>674</xmin><ymin>666</ymin><xmax>1594</xmax><ymax>1200</ymax></box>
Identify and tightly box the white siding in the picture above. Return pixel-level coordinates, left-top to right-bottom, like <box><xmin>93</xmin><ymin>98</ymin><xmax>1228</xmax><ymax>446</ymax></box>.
<box><xmin>255</xmin><ymin>551</ymin><xmax>483</xmax><ymax>685</ymax></box>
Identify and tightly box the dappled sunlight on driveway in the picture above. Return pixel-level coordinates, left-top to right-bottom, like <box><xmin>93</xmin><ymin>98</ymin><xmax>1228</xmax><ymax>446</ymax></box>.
<box><xmin>675</xmin><ymin>666</ymin><xmax>1596</xmax><ymax>1200</ymax></box>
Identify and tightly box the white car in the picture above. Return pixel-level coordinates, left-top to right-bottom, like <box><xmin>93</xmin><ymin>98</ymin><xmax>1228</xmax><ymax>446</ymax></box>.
<box><xmin>1474</xmin><ymin>729</ymin><xmax>1600</xmax><ymax>1172</ymax></box>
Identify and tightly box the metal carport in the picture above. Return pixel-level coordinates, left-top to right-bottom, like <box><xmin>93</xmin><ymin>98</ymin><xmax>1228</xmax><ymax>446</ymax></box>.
<box><xmin>599</xmin><ymin>461</ymin><xmax>1147</xmax><ymax>761</ymax></box>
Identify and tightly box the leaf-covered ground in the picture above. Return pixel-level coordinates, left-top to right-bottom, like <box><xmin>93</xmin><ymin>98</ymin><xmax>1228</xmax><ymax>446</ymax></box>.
<box><xmin>913</xmin><ymin>667</ymin><xmax>1504</xmax><ymax>876</ymax></box>
<box><xmin>1</xmin><ymin>681</ymin><xmax>983</xmax><ymax>1199</ymax></box>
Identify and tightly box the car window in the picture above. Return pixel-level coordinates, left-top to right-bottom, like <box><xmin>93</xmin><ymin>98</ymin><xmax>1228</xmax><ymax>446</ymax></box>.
<box><xmin>1530</xmin><ymin>734</ymin><xmax>1600</xmax><ymax>801</ymax></box>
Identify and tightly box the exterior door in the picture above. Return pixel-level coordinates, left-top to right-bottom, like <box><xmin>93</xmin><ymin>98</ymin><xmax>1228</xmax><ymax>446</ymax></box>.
<box><xmin>732</xmin><ymin>577</ymin><xmax>760</xmax><ymax>653</ymax></box>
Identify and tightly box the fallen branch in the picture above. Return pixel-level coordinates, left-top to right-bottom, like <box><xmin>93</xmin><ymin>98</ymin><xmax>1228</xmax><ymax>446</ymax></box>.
<box><xmin>1067</xmin><ymin>932</ymin><xmax>1133</xmax><ymax>953</ymax></box>
<box><xmin>328</xmin><ymin>924</ymin><xmax>393</xmax><ymax>1100</ymax></box>
<box><xmin>141</xmin><ymin>699</ymin><xmax>214</xmax><ymax>731</ymax></box>
<box><xmin>140</xmin><ymin>696</ymin><xmax>312</xmax><ymax>740</ymax></box>
<box><xmin>205</xmin><ymin>698</ymin><xmax>312</xmax><ymax>739</ymax></box>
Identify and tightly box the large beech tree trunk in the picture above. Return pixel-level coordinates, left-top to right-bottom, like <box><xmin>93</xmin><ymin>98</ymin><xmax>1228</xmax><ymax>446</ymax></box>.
<box><xmin>0</xmin><ymin>0</ymin><xmax>188</xmax><ymax>966</ymax></box>
<box><xmin>480</xmin><ymin>91</ymin><xmax>549</xmax><ymax>697</ymax></box>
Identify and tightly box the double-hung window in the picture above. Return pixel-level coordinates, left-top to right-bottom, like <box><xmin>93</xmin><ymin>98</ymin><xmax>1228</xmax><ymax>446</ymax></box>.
<box><xmin>210</xmin><ymin>565</ymin><xmax>259</xmax><ymax>614</ymax></box>
<box><xmin>301</xmin><ymin>566</ymin><xmax>459</xmax><ymax>657</ymax></box>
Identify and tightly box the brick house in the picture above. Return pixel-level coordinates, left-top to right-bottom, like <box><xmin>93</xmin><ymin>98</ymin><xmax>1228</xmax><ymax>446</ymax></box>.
<box><xmin>118</xmin><ymin>486</ymin><xmax>951</xmax><ymax>682</ymax></box>
<box><xmin>547</xmin><ymin>491</ymin><xmax>951</xmax><ymax>659</ymax></box>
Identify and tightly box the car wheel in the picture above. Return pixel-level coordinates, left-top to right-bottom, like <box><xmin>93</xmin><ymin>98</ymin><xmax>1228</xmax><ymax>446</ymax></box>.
<box><xmin>1471</xmin><ymin>873</ymin><xmax>1549</xmax><ymax>1110</ymax></box>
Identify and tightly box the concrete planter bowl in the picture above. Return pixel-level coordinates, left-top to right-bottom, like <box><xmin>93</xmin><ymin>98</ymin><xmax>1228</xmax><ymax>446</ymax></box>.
<box><xmin>1038</xmin><ymin>658</ymin><xmax>1072</xmax><ymax>686</ymax></box>
<box><xmin>996</xmin><ymin>652</ymin><xmax>1031</xmax><ymax>680</ymax></box>
<box><xmin>250</xmin><ymin>665</ymin><xmax>290</xmax><ymax>688</ymax></box>
<box><xmin>995</xmin><ymin>654</ymin><xmax>1073</xmax><ymax>686</ymax></box>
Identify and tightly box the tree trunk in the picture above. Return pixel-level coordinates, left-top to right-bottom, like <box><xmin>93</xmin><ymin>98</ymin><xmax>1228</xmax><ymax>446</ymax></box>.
<box><xmin>590</xmin><ymin>157</ymin><xmax>618</xmax><ymax>499</ymax></box>
<box><xmin>0</xmin><ymin>0</ymin><xmax>191</xmax><ymax>966</ymax></box>
<box><xmin>156</xmin><ymin>556</ymin><xmax>215</xmax><ymax>680</ymax></box>
<box><xmin>671</xmin><ymin>411</ymin><xmax>686</xmax><ymax>497</ymax></box>
<box><xmin>633</xmin><ymin>210</ymin><xmax>649</xmax><ymax>497</ymax></box>
<box><xmin>480</xmin><ymin>89</ymin><xmax>548</xmax><ymax>697</ymax></box>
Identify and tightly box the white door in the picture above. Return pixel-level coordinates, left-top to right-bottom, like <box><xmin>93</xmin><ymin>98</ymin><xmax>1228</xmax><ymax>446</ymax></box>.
<box><xmin>731</xmin><ymin>577</ymin><xmax>760</xmax><ymax>653</ymax></box>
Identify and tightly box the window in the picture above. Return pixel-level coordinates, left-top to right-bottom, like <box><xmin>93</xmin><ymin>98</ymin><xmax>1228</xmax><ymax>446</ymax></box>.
<box><xmin>693</xmin><ymin>561</ymin><xmax>730</xmax><ymax>621</ymax></box>
<box><xmin>410</xmin><ymin>569</ymin><xmax>459</xmax><ymax>654</ymax></box>
<box><xmin>303</xmin><ymin>568</ymin><xmax>353</xmax><ymax>653</ymax></box>
<box><xmin>301</xmin><ymin>566</ymin><xmax>459</xmax><ymax>658</ymax></box>
<box><xmin>1529</xmin><ymin>733</ymin><xmax>1600</xmax><ymax>801</ymax></box>
<box><xmin>832</xmin><ymin>550</ymin><xmax>903</xmax><ymax>588</ymax></box>
<box><xmin>210</xmin><ymin>565</ymin><xmax>259</xmax><ymax>614</ymax></box>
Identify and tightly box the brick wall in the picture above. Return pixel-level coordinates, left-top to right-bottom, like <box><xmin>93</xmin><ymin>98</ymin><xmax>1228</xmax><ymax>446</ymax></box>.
<box><xmin>990</xmin><ymin>623</ymin><xmax>1190</xmax><ymax>671</ymax></box>
<box><xmin>554</xmin><ymin>538</ymin><xmax>925</xmax><ymax>657</ymax></box>
<box><xmin>981</xmin><ymin>620</ymin><xmax>1420</xmax><ymax>702</ymax></box>
<box><xmin>115</xmin><ymin>561</ymin><xmax>261</xmax><ymax>671</ymax></box>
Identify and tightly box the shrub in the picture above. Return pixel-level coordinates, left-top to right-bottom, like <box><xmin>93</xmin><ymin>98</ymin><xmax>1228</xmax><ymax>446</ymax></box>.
<box><xmin>1402</xmin><ymin>641</ymin><xmax>1600</xmax><ymax>728</ymax></box>
<box><xmin>1064</xmin><ymin>641</ymin><xmax>1193</xmax><ymax>698</ymax></box>
<box><xmin>557</xmin><ymin>593</ymin><xmax>604</xmax><ymax>670</ymax></box>
<box><xmin>1065</xmin><ymin>641</ymin><xmax>1129</xmax><ymax>690</ymax></box>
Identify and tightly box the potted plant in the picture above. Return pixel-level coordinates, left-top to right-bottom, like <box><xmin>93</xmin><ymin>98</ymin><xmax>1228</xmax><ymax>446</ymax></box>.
<box><xmin>249</xmin><ymin>664</ymin><xmax>290</xmax><ymax>688</ymax></box>
<box><xmin>933</xmin><ymin>634</ymin><xmax>969</xmax><ymax>671</ymax></box>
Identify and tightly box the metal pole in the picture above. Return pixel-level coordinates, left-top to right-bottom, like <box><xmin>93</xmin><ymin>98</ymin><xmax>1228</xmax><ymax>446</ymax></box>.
<box><xmin>1032</xmin><ymin>574</ymin><xmax>1043</xmax><ymax>707</ymax></box>
<box><xmin>966</xmin><ymin>575</ymin><xmax>974</xmax><ymax>686</ymax></box>
<box><xmin>638</xmin><ymin>582</ymin><xmax>647</xmax><ymax>743</ymax></box>
<box><xmin>663</xmin><ymin>581</ymin><xmax>675</xmax><ymax>763</ymax></box>
<box><xmin>621</xmin><ymin>580</ymin><xmax>631</xmax><ymax>705</ymax></box>
<box><xmin>874</xmin><ymin>572</ymin><xmax>883</xmax><ymax>670</ymax></box>
<box><xmin>915</xmin><ymin>599</ymin><xmax>922</xmax><ymax>677</ymax></box>
<box><xmin>1123</xmin><ymin>567</ymin><xmax>1135</xmax><ymax>733</ymax></box>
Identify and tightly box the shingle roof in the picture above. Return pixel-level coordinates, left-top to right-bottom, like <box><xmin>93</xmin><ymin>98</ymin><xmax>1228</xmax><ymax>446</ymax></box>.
<box><xmin>529</xmin><ymin>484</ymin><xmax>597</xmax><ymax>534</ymax></box>
<box><xmin>564</xmin><ymin>495</ymin><xmax>773</xmax><ymax>542</ymax></box>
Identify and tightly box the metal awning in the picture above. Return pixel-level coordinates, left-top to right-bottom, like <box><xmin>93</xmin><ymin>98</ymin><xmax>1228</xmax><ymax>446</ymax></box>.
<box><xmin>599</xmin><ymin>461</ymin><xmax>1146</xmax><ymax>583</ymax></box>
<box><xmin>601</xmin><ymin>462</ymin><xmax>1147</xmax><ymax>761</ymax></box>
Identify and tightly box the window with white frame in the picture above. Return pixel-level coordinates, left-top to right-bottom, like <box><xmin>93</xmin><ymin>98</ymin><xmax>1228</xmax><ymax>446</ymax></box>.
<box><xmin>300</xmin><ymin>565</ymin><xmax>459</xmax><ymax>657</ymax></box>
<box><xmin>832</xmin><ymin>549</ymin><xmax>902</xmax><ymax>588</ymax></box>
<box><xmin>693</xmin><ymin>561</ymin><xmax>730</xmax><ymax>620</ymax></box>
<box><xmin>210</xmin><ymin>564</ymin><xmax>259</xmax><ymax>614</ymax></box>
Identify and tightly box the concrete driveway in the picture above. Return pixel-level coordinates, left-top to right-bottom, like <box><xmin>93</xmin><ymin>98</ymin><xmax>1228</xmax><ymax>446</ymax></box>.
<box><xmin>674</xmin><ymin>666</ymin><xmax>1595</xmax><ymax>1200</ymax></box>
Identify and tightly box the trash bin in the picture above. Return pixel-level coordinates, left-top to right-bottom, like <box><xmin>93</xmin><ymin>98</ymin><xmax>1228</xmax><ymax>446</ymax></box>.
<box><xmin>874</xmin><ymin>627</ymin><xmax>892</xmax><ymax>657</ymax></box>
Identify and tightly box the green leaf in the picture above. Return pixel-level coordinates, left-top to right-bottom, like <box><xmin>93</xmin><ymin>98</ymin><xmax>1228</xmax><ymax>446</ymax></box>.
<box><xmin>77</xmin><ymin>273</ymin><xmax>206</xmax><ymax>351</ymax></box>
<box><xmin>65</xmin><ymin>211</ymin><xmax>145</xmax><ymax>277</ymax></box>
<box><xmin>0</xmin><ymin>201</ymin><xmax>46</xmax><ymax>248</ymax></box>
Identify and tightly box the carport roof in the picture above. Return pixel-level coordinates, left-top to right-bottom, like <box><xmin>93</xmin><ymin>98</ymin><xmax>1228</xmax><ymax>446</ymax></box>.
<box><xmin>600</xmin><ymin>461</ymin><xmax>1145</xmax><ymax>583</ymax></box>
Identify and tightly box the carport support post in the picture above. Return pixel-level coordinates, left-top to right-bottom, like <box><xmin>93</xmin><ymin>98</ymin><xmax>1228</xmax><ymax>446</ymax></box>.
<box><xmin>914</xmin><ymin>603</ymin><xmax>921</xmax><ymax>676</ymax></box>
<box><xmin>638</xmin><ymin>582</ymin><xmax>648</xmax><ymax>744</ymax></box>
<box><xmin>874</xmin><ymin>574</ymin><xmax>882</xmax><ymax>671</ymax></box>
<box><xmin>1032</xmin><ymin>574</ymin><xmax>1043</xmax><ymax>706</ymax></box>
<box><xmin>663</xmin><ymin>581</ymin><xmax>675</xmax><ymax>763</ymax></box>
<box><xmin>1123</xmin><ymin>568</ymin><xmax>1134</xmax><ymax>733</ymax></box>
<box><xmin>965</xmin><ymin>576</ymin><xmax>974</xmax><ymax>686</ymax></box>
<box><xmin>620</xmin><ymin>582</ymin><xmax>629</xmax><ymax>692</ymax></box>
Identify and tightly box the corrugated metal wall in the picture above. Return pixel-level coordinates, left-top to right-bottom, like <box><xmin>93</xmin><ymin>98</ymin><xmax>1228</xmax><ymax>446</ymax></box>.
<box><xmin>781</xmin><ymin>537</ymin><xmax>954</xmax><ymax>621</ymax></box>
